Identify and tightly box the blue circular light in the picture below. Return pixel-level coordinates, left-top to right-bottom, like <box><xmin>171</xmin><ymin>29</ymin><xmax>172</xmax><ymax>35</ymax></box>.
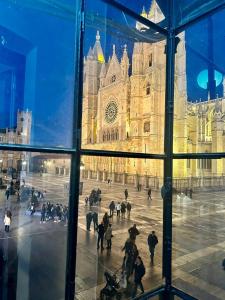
<box><xmin>197</xmin><ymin>69</ymin><xmax>223</xmax><ymax>89</ymax></box>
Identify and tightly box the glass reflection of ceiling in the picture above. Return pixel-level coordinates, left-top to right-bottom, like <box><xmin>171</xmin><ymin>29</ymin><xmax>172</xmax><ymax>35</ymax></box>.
<box><xmin>114</xmin><ymin>0</ymin><xmax>225</xmax><ymax>29</ymax></box>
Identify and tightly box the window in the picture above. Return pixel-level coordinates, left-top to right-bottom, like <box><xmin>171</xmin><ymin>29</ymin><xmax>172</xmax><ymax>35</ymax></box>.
<box><xmin>111</xmin><ymin>74</ymin><xmax>116</xmax><ymax>82</ymax></box>
<box><xmin>146</xmin><ymin>83</ymin><xmax>151</xmax><ymax>95</ymax></box>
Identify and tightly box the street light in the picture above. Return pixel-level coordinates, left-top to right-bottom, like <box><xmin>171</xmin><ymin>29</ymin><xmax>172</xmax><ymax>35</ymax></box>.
<box><xmin>22</xmin><ymin>161</ymin><xmax>27</xmax><ymax>166</ymax></box>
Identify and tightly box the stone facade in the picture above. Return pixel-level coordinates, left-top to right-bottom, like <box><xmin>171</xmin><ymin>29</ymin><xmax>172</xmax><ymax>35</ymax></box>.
<box><xmin>42</xmin><ymin>1</ymin><xmax>225</xmax><ymax>188</ymax></box>
<box><xmin>0</xmin><ymin>109</ymin><xmax>32</xmax><ymax>172</ymax></box>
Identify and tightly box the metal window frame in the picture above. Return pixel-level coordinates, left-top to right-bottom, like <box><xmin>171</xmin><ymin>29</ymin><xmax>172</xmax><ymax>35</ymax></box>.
<box><xmin>0</xmin><ymin>0</ymin><xmax>224</xmax><ymax>299</ymax></box>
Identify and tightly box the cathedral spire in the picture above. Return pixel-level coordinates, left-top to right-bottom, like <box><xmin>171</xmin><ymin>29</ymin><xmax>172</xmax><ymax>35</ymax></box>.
<box><xmin>148</xmin><ymin>0</ymin><xmax>164</xmax><ymax>23</ymax></box>
<box><xmin>121</xmin><ymin>44</ymin><xmax>129</xmax><ymax>78</ymax></box>
<box><xmin>141</xmin><ymin>6</ymin><xmax>147</xmax><ymax>18</ymax></box>
<box><xmin>92</xmin><ymin>30</ymin><xmax>105</xmax><ymax>63</ymax></box>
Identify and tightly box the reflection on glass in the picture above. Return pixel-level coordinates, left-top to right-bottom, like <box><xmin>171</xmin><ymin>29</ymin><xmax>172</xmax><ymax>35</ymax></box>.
<box><xmin>76</xmin><ymin>156</ymin><xmax>163</xmax><ymax>299</ymax></box>
<box><xmin>0</xmin><ymin>1</ymin><xmax>76</xmax><ymax>148</ymax></box>
<box><xmin>174</xmin><ymin>9</ymin><xmax>225</xmax><ymax>154</ymax></box>
<box><xmin>82</xmin><ymin>0</ymin><xmax>166</xmax><ymax>154</ymax></box>
<box><xmin>0</xmin><ymin>151</ymin><xmax>71</xmax><ymax>300</ymax></box>
<box><xmin>173</xmin><ymin>159</ymin><xmax>225</xmax><ymax>300</ymax></box>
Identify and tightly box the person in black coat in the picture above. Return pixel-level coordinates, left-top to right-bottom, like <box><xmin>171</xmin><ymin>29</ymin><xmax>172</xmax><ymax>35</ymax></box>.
<box><xmin>128</xmin><ymin>224</ymin><xmax>140</xmax><ymax>241</ymax></box>
<box><xmin>147</xmin><ymin>231</ymin><xmax>158</xmax><ymax>265</ymax></box>
<box><xmin>97</xmin><ymin>222</ymin><xmax>105</xmax><ymax>250</ymax></box>
<box><xmin>132</xmin><ymin>256</ymin><xmax>145</xmax><ymax>298</ymax></box>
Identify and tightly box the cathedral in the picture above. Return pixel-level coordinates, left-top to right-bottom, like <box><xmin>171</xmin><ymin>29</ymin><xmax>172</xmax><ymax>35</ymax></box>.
<box><xmin>81</xmin><ymin>1</ymin><xmax>225</xmax><ymax>188</ymax></box>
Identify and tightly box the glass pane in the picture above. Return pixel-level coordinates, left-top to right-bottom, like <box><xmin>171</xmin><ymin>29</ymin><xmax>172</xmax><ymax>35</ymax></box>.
<box><xmin>75</xmin><ymin>156</ymin><xmax>164</xmax><ymax>299</ymax></box>
<box><xmin>82</xmin><ymin>0</ymin><xmax>166</xmax><ymax>154</ymax></box>
<box><xmin>0</xmin><ymin>1</ymin><xmax>78</xmax><ymax>148</ymax></box>
<box><xmin>174</xmin><ymin>0</ymin><xmax>225</xmax><ymax>28</ymax></box>
<box><xmin>174</xmin><ymin>8</ymin><xmax>225</xmax><ymax>153</ymax></box>
<box><xmin>173</xmin><ymin>158</ymin><xmax>225</xmax><ymax>299</ymax></box>
<box><xmin>113</xmin><ymin>0</ymin><xmax>168</xmax><ymax>29</ymax></box>
<box><xmin>0</xmin><ymin>151</ymin><xmax>71</xmax><ymax>300</ymax></box>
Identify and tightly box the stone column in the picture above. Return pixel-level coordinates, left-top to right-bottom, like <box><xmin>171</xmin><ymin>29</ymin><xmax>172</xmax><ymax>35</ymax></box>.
<box><xmin>144</xmin><ymin>174</ymin><xmax>148</xmax><ymax>188</ymax></box>
<box><xmin>103</xmin><ymin>171</ymin><xmax>106</xmax><ymax>182</ymax></box>
<box><xmin>87</xmin><ymin>169</ymin><xmax>91</xmax><ymax>179</ymax></box>
<box><xmin>97</xmin><ymin>170</ymin><xmax>100</xmax><ymax>181</ymax></box>
<box><xmin>111</xmin><ymin>172</ymin><xmax>115</xmax><ymax>183</ymax></box>
<box><xmin>134</xmin><ymin>173</ymin><xmax>138</xmax><ymax>188</ymax></box>
<box><xmin>122</xmin><ymin>172</ymin><xmax>126</xmax><ymax>185</ymax></box>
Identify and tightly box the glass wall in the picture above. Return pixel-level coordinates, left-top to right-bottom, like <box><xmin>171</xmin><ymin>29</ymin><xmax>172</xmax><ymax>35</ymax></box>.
<box><xmin>173</xmin><ymin>159</ymin><xmax>225</xmax><ymax>300</ymax></box>
<box><xmin>0</xmin><ymin>1</ymin><xmax>77</xmax><ymax>148</ymax></box>
<box><xmin>75</xmin><ymin>156</ymin><xmax>163</xmax><ymax>299</ymax></box>
<box><xmin>81</xmin><ymin>0</ymin><xmax>166</xmax><ymax>155</ymax></box>
<box><xmin>0</xmin><ymin>151</ymin><xmax>71</xmax><ymax>300</ymax></box>
<box><xmin>174</xmin><ymin>8</ymin><xmax>225</xmax><ymax>154</ymax></box>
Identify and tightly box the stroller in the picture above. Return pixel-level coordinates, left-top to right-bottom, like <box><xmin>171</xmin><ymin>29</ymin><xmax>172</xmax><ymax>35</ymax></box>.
<box><xmin>100</xmin><ymin>271</ymin><xmax>122</xmax><ymax>300</ymax></box>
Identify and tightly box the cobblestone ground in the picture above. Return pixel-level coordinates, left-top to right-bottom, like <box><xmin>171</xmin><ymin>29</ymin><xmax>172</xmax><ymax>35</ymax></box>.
<box><xmin>1</xmin><ymin>173</ymin><xmax>225</xmax><ymax>300</ymax></box>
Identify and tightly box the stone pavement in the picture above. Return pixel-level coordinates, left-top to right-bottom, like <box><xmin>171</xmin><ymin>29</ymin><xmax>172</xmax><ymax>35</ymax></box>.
<box><xmin>1</xmin><ymin>173</ymin><xmax>225</xmax><ymax>300</ymax></box>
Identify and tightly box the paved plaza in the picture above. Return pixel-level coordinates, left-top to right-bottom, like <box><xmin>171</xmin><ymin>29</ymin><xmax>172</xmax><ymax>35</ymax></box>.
<box><xmin>0</xmin><ymin>173</ymin><xmax>225</xmax><ymax>300</ymax></box>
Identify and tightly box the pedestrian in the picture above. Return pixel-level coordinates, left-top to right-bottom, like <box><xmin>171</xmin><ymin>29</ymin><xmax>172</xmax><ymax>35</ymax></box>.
<box><xmin>30</xmin><ymin>202</ymin><xmax>35</xmax><ymax>215</ymax></box>
<box><xmin>122</xmin><ymin>252</ymin><xmax>133</xmax><ymax>283</ymax></box>
<box><xmin>124</xmin><ymin>189</ymin><xmax>128</xmax><ymax>200</ymax></box>
<box><xmin>126</xmin><ymin>202</ymin><xmax>131</xmax><ymax>218</ymax></box>
<box><xmin>105</xmin><ymin>224</ymin><xmax>113</xmax><ymax>249</ymax></box>
<box><xmin>121</xmin><ymin>202</ymin><xmax>126</xmax><ymax>218</ymax></box>
<box><xmin>128</xmin><ymin>224</ymin><xmax>140</xmax><ymax>241</ymax></box>
<box><xmin>92</xmin><ymin>211</ymin><xmax>98</xmax><ymax>230</ymax></box>
<box><xmin>4</xmin><ymin>210</ymin><xmax>12</xmax><ymax>232</ymax></box>
<box><xmin>85</xmin><ymin>196</ymin><xmax>89</xmax><ymax>206</ymax></box>
<box><xmin>132</xmin><ymin>256</ymin><xmax>145</xmax><ymax>298</ymax></box>
<box><xmin>86</xmin><ymin>211</ymin><xmax>92</xmax><ymax>231</ymax></box>
<box><xmin>40</xmin><ymin>204</ymin><xmax>46</xmax><ymax>224</ymax></box>
<box><xmin>109</xmin><ymin>201</ymin><xmax>115</xmax><ymax>217</ymax></box>
<box><xmin>189</xmin><ymin>188</ymin><xmax>193</xmax><ymax>199</ymax></box>
<box><xmin>116</xmin><ymin>202</ymin><xmax>121</xmax><ymax>217</ymax></box>
<box><xmin>97</xmin><ymin>222</ymin><xmax>105</xmax><ymax>250</ymax></box>
<box><xmin>147</xmin><ymin>188</ymin><xmax>152</xmax><ymax>200</ymax></box>
<box><xmin>103</xmin><ymin>212</ymin><xmax>109</xmax><ymax>231</ymax></box>
<box><xmin>147</xmin><ymin>231</ymin><xmax>158</xmax><ymax>265</ymax></box>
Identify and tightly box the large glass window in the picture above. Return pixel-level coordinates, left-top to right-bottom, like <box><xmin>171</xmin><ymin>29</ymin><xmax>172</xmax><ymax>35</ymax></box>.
<box><xmin>173</xmin><ymin>158</ymin><xmax>225</xmax><ymax>300</ymax></box>
<box><xmin>0</xmin><ymin>1</ymin><xmax>77</xmax><ymax>148</ymax></box>
<box><xmin>75</xmin><ymin>156</ymin><xmax>163</xmax><ymax>299</ymax></box>
<box><xmin>81</xmin><ymin>0</ymin><xmax>166</xmax><ymax>154</ymax></box>
<box><xmin>0</xmin><ymin>151</ymin><xmax>71</xmax><ymax>300</ymax></box>
<box><xmin>174</xmin><ymin>8</ymin><xmax>225</xmax><ymax>154</ymax></box>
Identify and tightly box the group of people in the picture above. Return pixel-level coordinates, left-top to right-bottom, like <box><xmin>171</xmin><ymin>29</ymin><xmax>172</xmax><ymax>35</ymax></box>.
<box><xmin>109</xmin><ymin>200</ymin><xmax>132</xmax><ymax>218</ymax></box>
<box><xmin>40</xmin><ymin>202</ymin><xmax>68</xmax><ymax>224</ymax></box>
<box><xmin>85</xmin><ymin>188</ymin><xmax>102</xmax><ymax>206</ymax></box>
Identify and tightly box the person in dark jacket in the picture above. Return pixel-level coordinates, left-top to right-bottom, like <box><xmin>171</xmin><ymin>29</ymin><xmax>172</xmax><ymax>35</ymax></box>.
<box><xmin>109</xmin><ymin>201</ymin><xmax>115</xmax><ymax>217</ymax></box>
<box><xmin>128</xmin><ymin>224</ymin><xmax>140</xmax><ymax>241</ymax></box>
<box><xmin>86</xmin><ymin>211</ymin><xmax>93</xmax><ymax>231</ymax></box>
<box><xmin>124</xmin><ymin>189</ymin><xmax>128</xmax><ymax>200</ymax></box>
<box><xmin>126</xmin><ymin>202</ymin><xmax>131</xmax><ymax>218</ymax></box>
<box><xmin>97</xmin><ymin>222</ymin><xmax>105</xmax><ymax>250</ymax></box>
<box><xmin>40</xmin><ymin>204</ymin><xmax>46</xmax><ymax>224</ymax></box>
<box><xmin>103</xmin><ymin>212</ymin><xmax>109</xmax><ymax>231</ymax></box>
<box><xmin>147</xmin><ymin>231</ymin><xmax>158</xmax><ymax>265</ymax></box>
<box><xmin>132</xmin><ymin>256</ymin><xmax>145</xmax><ymax>298</ymax></box>
<box><xmin>121</xmin><ymin>202</ymin><xmax>126</xmax><ymax>218</ymax></box>
<box><xmin>92</xmin><ymin>211</ymin><xmax>98</xmax><ymax>230</ymax></box>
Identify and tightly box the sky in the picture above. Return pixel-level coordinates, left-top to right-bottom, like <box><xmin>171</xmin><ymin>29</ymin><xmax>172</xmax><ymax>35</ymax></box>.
<box><xmin>0</xmin><ymin>0</ymin><xmax>224</xmax><ymax>147</ymax></box>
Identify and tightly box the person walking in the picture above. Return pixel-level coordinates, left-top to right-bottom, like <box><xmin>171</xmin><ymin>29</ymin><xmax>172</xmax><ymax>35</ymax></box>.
<box><xmin>92</xmin><ymin>211</ymin><xmax>98</xmax><ymax>230</ymax></box>
<box><xmin>86</xmin><ymin>211</ymin><xmax>93</xmax><ymax>231</ymax></box>
<box><xmin>189</xmin><ymin>188</ymin><xmax>193</xmax><ymax>199</ymax></box>
<box><xmin>127</xmin><ymin>202</ymin><xmax>131</xmax><ymax>218</ymax></box>
<box><xmin>124</xmin><ymin>189</ymin><xmax>128</xmax><ymax>201</ymax></box>
<box><xmin>132</xmin><ymin>256</ymin><xmax>145</xmax><ymax>298</ymax></box>
<box><xmin>103</xmin><ymin>212</ymin><xmax>109</xmax><ymax>231</ymax></box>
<box><xmin>109</xmin><ymin>201</ymin><xmax>115</xmax><ymax>217</ymax></box>
<box><xmin>121</xmin><ymin>202</ymin><xmax>126</xmax><ymax>218</ymax></box>
<box><xmin>5</xmin><ymin>189</ymin><xmax>10</xmax><ymax>200</ymax></box>
<box><xmin>40</xmin><ymin>204</ymin><xmax>46</xmax><ymax>224</ymax></box>
<box><xmin>97</xmin><ymin>222</ymin><xmax>105</xmax><ymax>250</ymax></box>
<box><xmin>4</xmin><ymin>210</ymin><xmax>12</xmax><ymax>232</ymax></box>
<box><xmin>116</xmin><ymin>202</ymin><xmax>121</xmax><ymax>217</ymax></box>
<box><xmin>128</xmin><ymin>224</ymin><xmax>140</xmax><ymax>241</ymax></box>
<box><xmin>147</xmin><ymin>188</ymin><xmax>152</xmax><ymax>200</ymax></box>
<box><xmin>147</xmin><ymin>231</ymin><xmax>158</xmax><ymax>265</ymax></box>
<box><xmin>105</xmin><ymin>224</ymin><xmax>113</xmax><ymax>250</ymax></box>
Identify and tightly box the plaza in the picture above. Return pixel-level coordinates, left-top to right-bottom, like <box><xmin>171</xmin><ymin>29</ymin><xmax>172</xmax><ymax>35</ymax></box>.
<box><xmin>1</xmin><ymin>173</ymin><xmax>225</xmax><ymax>299</ymax></box>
